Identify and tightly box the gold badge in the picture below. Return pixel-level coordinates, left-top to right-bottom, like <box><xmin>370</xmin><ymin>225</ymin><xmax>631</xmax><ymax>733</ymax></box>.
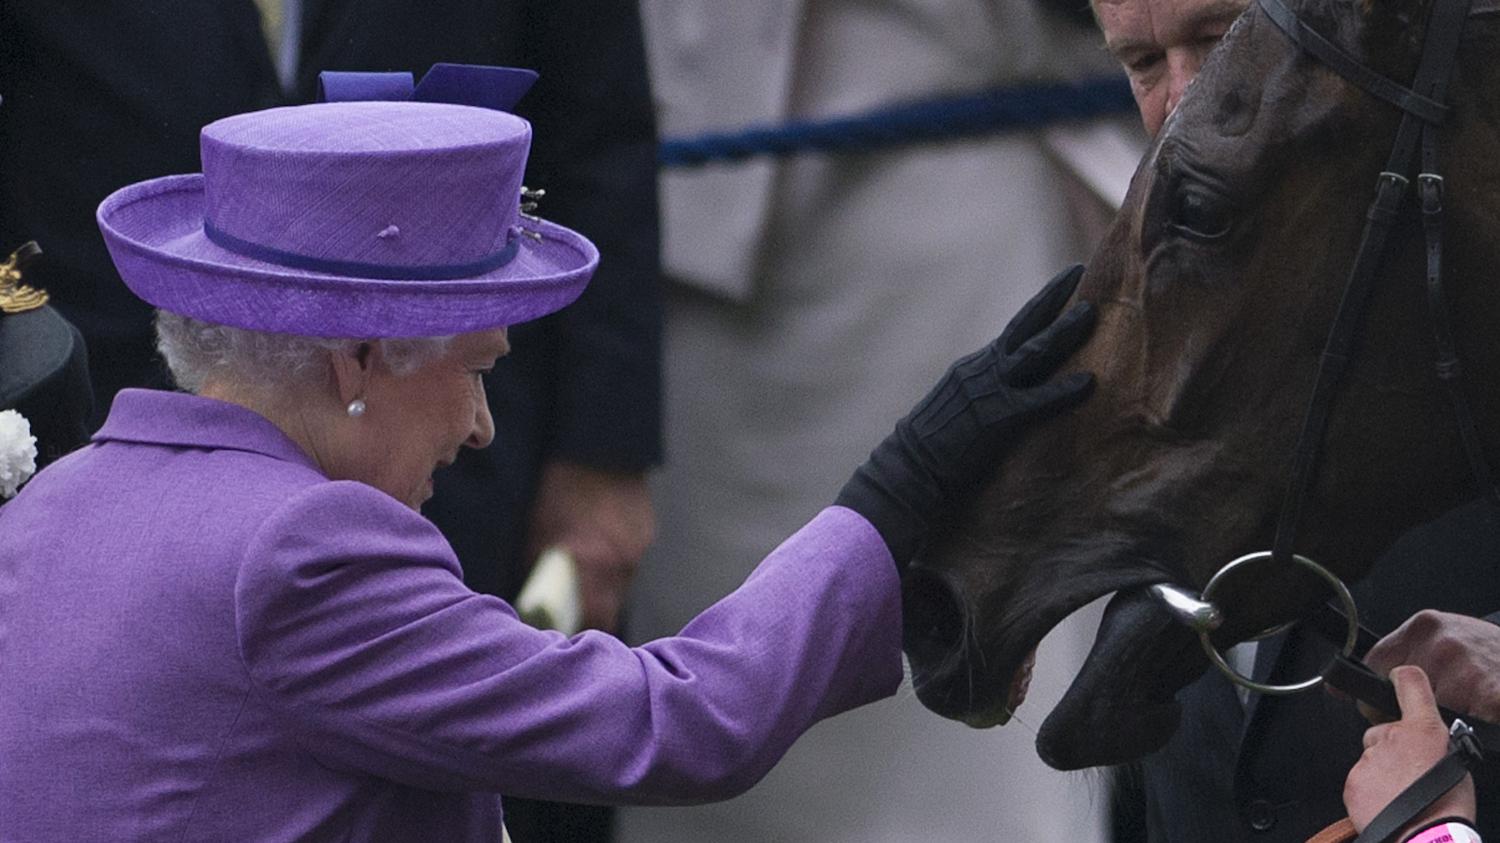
<box><xmin>0</xmin><ymin>242</ymin><xmax>47</xmax><ymax>315</ymax></box>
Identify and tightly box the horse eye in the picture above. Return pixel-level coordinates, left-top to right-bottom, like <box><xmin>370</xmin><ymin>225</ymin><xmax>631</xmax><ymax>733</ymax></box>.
<box><xmin>1168</xmin><ymin>185</ymin><xmax>1233</xmax><ymax>241</ymax></box>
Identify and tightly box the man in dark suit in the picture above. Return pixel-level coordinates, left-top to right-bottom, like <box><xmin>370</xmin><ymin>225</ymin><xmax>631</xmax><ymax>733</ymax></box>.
<box><xmin>0</xmin><ymin>1</ymin><xmax>282</xmax><ymax>419</ymax></box>
<box><xmin>298</xmin><ymin>4</ymin><xmax>663</xmax><ymax>841</ymax></box>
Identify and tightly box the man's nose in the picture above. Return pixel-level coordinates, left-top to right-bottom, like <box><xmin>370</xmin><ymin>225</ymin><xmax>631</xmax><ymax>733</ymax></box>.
<box><xmin>1164</xmin><ymin>49</ymin><xmax>1207</xmax><ymax>122</ymax></box>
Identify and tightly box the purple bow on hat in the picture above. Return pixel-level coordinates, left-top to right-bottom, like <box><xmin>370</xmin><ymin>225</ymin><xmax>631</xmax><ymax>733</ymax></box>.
<box><xmin>317</xmin><ymin>63</ymin><xmax>540</xmax><ymax>112</ymax></box>
<box><xmin>95</xmin><ymin>64</ymin><xmax>598</xmax><ymax>339</ymax></box>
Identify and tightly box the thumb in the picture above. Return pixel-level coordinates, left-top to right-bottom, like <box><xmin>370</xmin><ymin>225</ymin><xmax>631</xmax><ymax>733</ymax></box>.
<box><xmin>1391</xmin><ymin>665</ymin><xmax>1441</xmax><ymax>725</ymax></box>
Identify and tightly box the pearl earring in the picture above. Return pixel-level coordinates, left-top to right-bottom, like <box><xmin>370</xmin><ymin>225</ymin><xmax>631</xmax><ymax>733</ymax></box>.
<box><xmin>346</xmin><ymin>399</ymin><xmax>367</xmax><ymax>418</ymax></box>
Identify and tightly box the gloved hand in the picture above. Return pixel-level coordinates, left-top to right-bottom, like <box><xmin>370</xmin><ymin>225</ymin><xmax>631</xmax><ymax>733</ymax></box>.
<box><xmin>836</xmin><ymin>264</ymin><xmax>1096</xmax><ymax>570</ymax></box>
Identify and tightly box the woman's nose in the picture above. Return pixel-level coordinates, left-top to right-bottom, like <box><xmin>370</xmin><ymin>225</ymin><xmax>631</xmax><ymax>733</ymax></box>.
<box><xmin>468</xmin><ymin>391</ymin><xmax>495</xmax><ymax>449</ymax></box>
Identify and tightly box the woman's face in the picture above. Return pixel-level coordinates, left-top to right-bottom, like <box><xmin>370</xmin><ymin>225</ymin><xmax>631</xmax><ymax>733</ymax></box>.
<box><xmin>344</xmin><ymin>328</ymin><xmax>508</xmax><ymax>510</ymax></box>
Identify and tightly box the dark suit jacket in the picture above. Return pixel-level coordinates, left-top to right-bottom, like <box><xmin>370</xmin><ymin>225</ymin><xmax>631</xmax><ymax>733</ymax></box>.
<box><xmin>1134</xmin><ymin>498</ymin><xmax>1500</xmax><ymax>842</ymax></box>
<box><xmin>296</xmin><ymin>0</ymin><xmax>664</xmax><ymax>600</ymax></box>
<box><xmin>0</xmin><ymin>1</ymin><xmax>282</xmax><ymax>419</ymax></box>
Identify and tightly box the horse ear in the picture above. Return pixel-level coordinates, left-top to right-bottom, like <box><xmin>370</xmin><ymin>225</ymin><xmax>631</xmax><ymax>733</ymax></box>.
<box><xmin>1357</xmin><ymin>0</ymin><xmax>1433</xmax><ymax>61</ymax></box>
<box><xmin>1359</xmin><ymin>0</ymin><xmax>1417</xmax><ymax>27</ymax></box>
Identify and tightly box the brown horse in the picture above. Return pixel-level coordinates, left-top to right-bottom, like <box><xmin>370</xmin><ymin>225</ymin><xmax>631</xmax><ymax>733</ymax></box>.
<box><xmin>901</xmin><ymin>0</ymin><xmax>1500</xmax><ymax>770</ymax></box>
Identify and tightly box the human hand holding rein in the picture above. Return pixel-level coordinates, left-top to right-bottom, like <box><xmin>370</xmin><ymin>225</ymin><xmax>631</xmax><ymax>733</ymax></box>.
<box><xmin>1344</xmin><ymin>665</ymin><xmax>1477</xmax><ymax>839</ymax></box>
<box><xmin>1365</xmin><ymin>611</ymin><xmax>1500</xmax><ymax>725</ymax></box>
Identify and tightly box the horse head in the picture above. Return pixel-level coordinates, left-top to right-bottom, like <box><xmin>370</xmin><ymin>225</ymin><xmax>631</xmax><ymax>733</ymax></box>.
<box><xmin>902</xmin><ymin>0</ymin><xmax>1500</xmax><ymax>769</ymax></box>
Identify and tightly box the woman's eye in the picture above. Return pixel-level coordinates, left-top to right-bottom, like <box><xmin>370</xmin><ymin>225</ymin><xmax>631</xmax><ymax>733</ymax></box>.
<box><xmin>1168</xmin><ymin>185</ymin><xmax>1233</xmax><ymax>241</ymax></box>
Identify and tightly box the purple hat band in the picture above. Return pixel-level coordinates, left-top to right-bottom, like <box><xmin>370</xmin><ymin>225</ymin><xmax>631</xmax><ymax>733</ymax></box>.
<box><xmin>96</xmin><ymin>64</ymin><xmax>598</xmax><ymax>338</ymax></box>
<box><xmin>198</xmin><ymin>221</ymin><xmax>521</xmax><ymax>281</ymax></box>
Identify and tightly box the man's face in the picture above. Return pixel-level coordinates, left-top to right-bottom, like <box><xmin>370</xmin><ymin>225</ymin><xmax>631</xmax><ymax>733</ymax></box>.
<box><xmin>1095</xmin><ymin>0</ymin><xmax>1249</xmax><ymax>136</ymax></box>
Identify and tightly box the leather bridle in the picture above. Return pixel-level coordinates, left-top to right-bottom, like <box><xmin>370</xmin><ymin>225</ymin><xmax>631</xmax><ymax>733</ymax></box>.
<box><xmin>1163</xmin><ymin>0</ymin><xmax>1500</xmax><ymax>696</ymax></box>
<box><xmin>1258</xmin><ymin>0</ymin><xmax>1497</xmax><ymax>593</ymax></box>
<box><xmin>1255</xmin><ymin>0</ymin><xmax>1500</xmax><ymax>836</ymax></box>
<box><xmin>1151</xmin><ymin>0</ymin><xmax>1500</xmax><ymax>837</ymax></box>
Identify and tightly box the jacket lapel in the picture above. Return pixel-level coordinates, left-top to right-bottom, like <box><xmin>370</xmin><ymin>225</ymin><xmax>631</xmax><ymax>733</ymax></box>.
<box><xmin>1238</xmin><ymin>627</ymin><xmax>1292</xmax><ymax>747</ymax></box>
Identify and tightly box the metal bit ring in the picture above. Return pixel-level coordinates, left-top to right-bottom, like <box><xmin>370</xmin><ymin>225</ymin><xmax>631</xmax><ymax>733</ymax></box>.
<box><xmin>1198</xmin><ymin>551</ymin><xmax>1360</xmax><ymax>696</ymax></box>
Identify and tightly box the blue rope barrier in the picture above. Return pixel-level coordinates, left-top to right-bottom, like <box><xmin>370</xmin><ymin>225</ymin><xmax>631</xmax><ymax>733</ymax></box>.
<box><xmin>658</xmin><ymin>74</ymin><xmax>1137</xmax><ymax>168</ymax></box>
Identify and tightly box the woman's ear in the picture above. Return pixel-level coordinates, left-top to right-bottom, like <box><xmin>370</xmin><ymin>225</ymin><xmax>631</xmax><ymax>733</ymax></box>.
<box><xmin>328</xmin><ymin>341</ymin><xmax>378</xmax><ymax>406</ymax></box>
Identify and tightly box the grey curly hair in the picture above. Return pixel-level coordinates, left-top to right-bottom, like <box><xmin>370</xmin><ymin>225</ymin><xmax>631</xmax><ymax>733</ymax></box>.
<box><xmin>155</xmin><ymin>310</ymin><xmax>452</xmax><ymax>394</ymax></box>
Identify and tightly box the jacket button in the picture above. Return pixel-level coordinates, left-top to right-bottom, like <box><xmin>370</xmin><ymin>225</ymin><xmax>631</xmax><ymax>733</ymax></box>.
<box><xmin>1245</xmin><ymin>799</ymin><xmax>1276</xmax><ymax>832</ymax></box>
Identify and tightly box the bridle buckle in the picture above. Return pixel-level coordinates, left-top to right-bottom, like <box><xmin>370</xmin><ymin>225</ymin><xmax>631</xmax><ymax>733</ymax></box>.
<box><xmin>1418</xmin><ymin>172</ymin><xmax>1445</xmax><ymax>214</ymax></box>
<box><xmin>1451</xmin><ymin>718</ymin><xmax>1485</xmax><ymax>767</ymax></box>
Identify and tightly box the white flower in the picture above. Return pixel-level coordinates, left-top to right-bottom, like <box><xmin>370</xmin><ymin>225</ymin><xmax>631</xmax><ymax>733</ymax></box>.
<box><xmin>514</xmin><ymin>546</ymin><xmax>583</xmax><ymax>635</ymax></box>
<box><xmin>0</xmin><ymin>409</ymin><xmax>38</xmax><ymax>499</ymax></box>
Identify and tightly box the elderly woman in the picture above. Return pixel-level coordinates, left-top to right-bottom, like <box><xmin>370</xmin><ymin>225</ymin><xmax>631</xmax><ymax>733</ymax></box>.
<box><xmin>0</xmin><ymin>66</ymin><xmax>1094</xmax><ymax>840</ymax></box>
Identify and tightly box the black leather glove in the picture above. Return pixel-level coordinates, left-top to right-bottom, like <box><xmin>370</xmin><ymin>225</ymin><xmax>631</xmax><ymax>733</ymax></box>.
<box><xmin>836</xmin><ymin>264</ymin><xmax>1096</xmax><ymax>570</ymax></box>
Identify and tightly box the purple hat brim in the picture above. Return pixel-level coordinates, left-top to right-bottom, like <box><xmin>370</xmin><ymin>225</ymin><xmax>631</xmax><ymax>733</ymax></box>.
<box><xmin>97</xmin><ymin>174</ymin><xmax>599</xmax><ymax>338</ymax></box>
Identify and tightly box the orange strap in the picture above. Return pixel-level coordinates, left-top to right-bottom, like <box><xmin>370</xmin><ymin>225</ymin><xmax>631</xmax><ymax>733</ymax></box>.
<box><xmin>1307</xmin><ymin>818</ymin><xmax>1359</xmax><ymax>843</ymax></box>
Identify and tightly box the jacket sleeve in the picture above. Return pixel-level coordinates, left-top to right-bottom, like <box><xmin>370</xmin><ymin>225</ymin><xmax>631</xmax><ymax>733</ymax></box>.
<box><xmin>514</xmin><ymin>0</ymin><xmax>663</xmax><ymax>471</ymax></box>
<box><xmin>233</xmin><ymin>481</ymin><xmax>902</xmax><ymax>803</ymax></box>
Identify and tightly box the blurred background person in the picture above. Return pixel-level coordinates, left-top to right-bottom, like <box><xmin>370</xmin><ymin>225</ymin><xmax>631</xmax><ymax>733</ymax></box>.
<box><xmin>0</xmin><ymin>1</ymin><xmax>280</xmax><ymax>419</ymax></box>
<box><xmin>0</xmin><ymin>244</ymin><xmax>92</xmax><ymax>486</ymax></box>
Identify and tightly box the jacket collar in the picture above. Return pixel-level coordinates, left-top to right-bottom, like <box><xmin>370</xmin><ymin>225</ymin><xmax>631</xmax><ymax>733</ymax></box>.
<box><xmin>93</xmin><ymin>388</ymin><xmax>322</xmax><ymax>473</ymax></box>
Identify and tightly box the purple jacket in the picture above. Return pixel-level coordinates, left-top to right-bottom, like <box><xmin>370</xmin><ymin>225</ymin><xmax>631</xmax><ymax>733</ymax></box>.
<box><xmin>0</xmin><ymin>390</ymin><xmax>902</xmax><ymax>841</ymax></box>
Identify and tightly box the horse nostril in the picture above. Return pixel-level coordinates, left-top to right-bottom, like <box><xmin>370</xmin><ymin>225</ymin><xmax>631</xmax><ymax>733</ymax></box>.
<box><xmin>901</xmin><ymin>567</ymin><xmax>969</xmax><ymax>666</ymax></box>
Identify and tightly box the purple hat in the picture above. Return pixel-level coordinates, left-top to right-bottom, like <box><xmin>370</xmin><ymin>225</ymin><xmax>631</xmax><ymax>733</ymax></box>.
<box><xmin>96</xmin><ymin>65</ymin><xmax>599</xmax><ymax>338</ymax></box>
